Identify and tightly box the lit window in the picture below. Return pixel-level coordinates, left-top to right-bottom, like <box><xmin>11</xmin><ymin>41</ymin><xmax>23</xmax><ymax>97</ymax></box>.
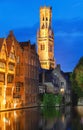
<box><xmin>10</xmin><ymin>52</ymin><xmax>15</xmax><ymax>60</ymax></box>
<box><xmin>41</xmin><ymin>45</ymin><xmax>45</xmax><ymax>50</ymax></box>
<box><xmin>9</xmin><ymin>64</ymin><xmax>14</xmax><ymax>71</ymax></box>
<box><xmin>0</xmin><ymin>62</ymin><xmax>5</xmax><ymax>69</ymax></box>
<box><xmin>16</xmin><ymin>82</ymin><xmax>20</xmax><ymax>92</ymax></box>
<box><xmin>0</xmin><ymin>73</ymin><xmax>4</xmax><ymax>82</ymax></box>
<box><xmin>7</xmin><ymin>75</ymin><xmax>14</xmax><ymax>83</ymax></box>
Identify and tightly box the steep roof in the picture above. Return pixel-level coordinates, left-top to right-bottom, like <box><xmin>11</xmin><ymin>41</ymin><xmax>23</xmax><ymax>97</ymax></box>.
<box><xmin>6</xmin><ymin>31</ymin><xmax>17</xmax><ymax>54</ymax></box>
<box><xmin>6</xmin><ymin>31</ymin><xmax>17</xmax><ymax>42</ymax></box>
<box><xmin>6</xmin><ymin>40</ymin><xmax>12</xmax><ymax>54</ymax></box>
<box><xmin>0</xmin><ymin>38</ymin><xmax>5</xmax><ymax>51</ymax></box>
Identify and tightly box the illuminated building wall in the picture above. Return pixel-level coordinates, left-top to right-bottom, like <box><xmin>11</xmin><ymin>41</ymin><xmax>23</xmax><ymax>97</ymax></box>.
<box><xmin>0</xmin><ymin>31</ymin><xmax>40</xmax><ymax>110</ymax></box>
<box><xmin>37</xmin><ymin>6</ymin><xmax>55</xmax><ymax>69</ymax></box>
<box><xmin>20</xmin><ymin>41</ymin><xmax>39</xmax><ymax>107</ymax></box>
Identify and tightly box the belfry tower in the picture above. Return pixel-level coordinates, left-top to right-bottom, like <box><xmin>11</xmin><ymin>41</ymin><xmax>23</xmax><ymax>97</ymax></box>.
<box><xmin>37</xmin><ymin>6</ymin><xmax>55</xmax><ymax>69</ymax></box>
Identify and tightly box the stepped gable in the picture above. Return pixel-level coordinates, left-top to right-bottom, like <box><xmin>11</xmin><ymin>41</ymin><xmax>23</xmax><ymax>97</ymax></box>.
<box><xmin>0</xmin><ymin>38</ymin><xmax>4</xmax><ymax>51</ymax></box>
<box><xmin>6</xmin><ymin>30</ymin><xmax>17</xmax><ymax>42</ymax></box>
<box><xmin>6</xmin><ymin>31</ymin><xmax>17</xmax><ymax>54</ymax></box>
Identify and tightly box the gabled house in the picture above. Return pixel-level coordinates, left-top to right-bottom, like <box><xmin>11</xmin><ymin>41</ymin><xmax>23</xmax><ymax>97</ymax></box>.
<box><xmin>0</xmin><ymin>31</ymin><xmax>40</xmax><ymax>110</ymax></box>
<box><xmin>52</xmin><ymin>65</ymin><xmax>71</xmax><ymax>103</ymax></box>
<box><xmin>39</xmin><ymin>65</ymin><xmax>71</xmax><ymax>103</ymax></box>
<box><xmin>0</xmin><ymin>38</ymin><xmax>7</xmax><ymax>109</ymax></box>
<box><xmin>6</xmin><ymin>31</ymin><xmax>24</xmax><ymax>108</ymax></box>
<box><xmin>6</xmin><ymin>37</ymin><xmax>16</xmax><ymax>108</ymax></box>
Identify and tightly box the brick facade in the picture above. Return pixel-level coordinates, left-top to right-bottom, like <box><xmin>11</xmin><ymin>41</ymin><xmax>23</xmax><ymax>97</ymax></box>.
<box><xmin>0</xmin><ymin>31</ymin><xmax>40</xmax><ymax>110</ymax></box>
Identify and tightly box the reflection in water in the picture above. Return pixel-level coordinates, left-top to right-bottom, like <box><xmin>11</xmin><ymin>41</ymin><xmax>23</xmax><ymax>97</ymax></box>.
<box><xmin>0</xmin><ymin>106</ymin><xmax>83</xmax><ymax>130</ymax></box>
<box><xmin>39</xmin><ymin>106</ymin><xmax>71</xmax><ymax>130</ymax></box>
<box><xmin>39</xmin><ymin>106</ymin><xmax>83</xmax><ymax>130</ymax></box>
<box><xmin>0</xmin><ymin>108</ymin><xmax>40</xmax><ymax>130</ymax></box>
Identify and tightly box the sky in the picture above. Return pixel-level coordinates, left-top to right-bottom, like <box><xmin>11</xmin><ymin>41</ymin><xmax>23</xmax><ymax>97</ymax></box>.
<box><xmin>0</xmin><ymin>0</ymin><xmax>83</xmax><ymax>72</ymax></box>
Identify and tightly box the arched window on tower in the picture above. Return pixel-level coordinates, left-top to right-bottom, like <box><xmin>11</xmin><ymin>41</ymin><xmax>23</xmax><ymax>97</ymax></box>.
<box><xmin>42</xmin><ymin>23</ymin><xmax>44</xmax><ymax>29</ymax></box>
<box><xmin>43</xmin><ymin>17</ymin><xmax>44</xmax><ymax>21</ymax></box>
<box><xmin>46</xmin><ymin>17</ymin><xmax>48</xmax><ymax>21</ymax></box>
<box><xmin>41</xmin><ymin>44</ymin><xmax>45</xmax><ymax>50</ymax></box>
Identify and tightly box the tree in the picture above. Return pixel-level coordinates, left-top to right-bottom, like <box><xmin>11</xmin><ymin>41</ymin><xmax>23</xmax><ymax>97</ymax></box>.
<box><xmin>71</xmin><ymin>57</ymin><xmax>83</xmax><ymax>98</ymax></box>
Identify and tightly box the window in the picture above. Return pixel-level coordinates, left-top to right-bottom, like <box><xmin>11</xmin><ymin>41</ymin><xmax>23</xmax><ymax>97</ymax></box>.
<box><xmin>46</xmin><ymin>17</ymin><xmax>48</xmax><ymax>21</ymax></box>
<box><xmin>42</xmin><ymin>23</ymin><xmax>44</xmax><ymax>29</ymax></box>
<box><xmin>9</xmin><ymin>64</ymin><xmax>14</xmax><ymax>71</ymax></box>
<box><xmin>43</xmin><ymin>17</ymin><xmax>44</xmax><ymax>21</ymax></box>
<box><xmin>7</xmin><ymin>75</ymin><xmax>14</xmax><ymax>83</ymax></box>
<box><xmin>10</xmin><ymin>52</ymin><xmax>15</xmax><ymax>60</ymax></box>
<box><xmin>16</xmin><ymin>82</ymin><xmax>20</xmax><ymax>92</ymax></box>
<box><xmin>0</xmin><ymin>73</ymin><xmax>4</xmax><ymax>82</ymax></box>
<box><xmin>0</xmin><ymin>62</ymin><xmax>5</xmax><ymax>69</ymax></box>
<box><xmin>61</xmin><ymin>82</ymin><xmax>64</xmax><ymax>86</ymax></box>
<box><xmin>41</xmin><ymin>45</ymin><xmax>45</xmax><ymax>50</ymax></box>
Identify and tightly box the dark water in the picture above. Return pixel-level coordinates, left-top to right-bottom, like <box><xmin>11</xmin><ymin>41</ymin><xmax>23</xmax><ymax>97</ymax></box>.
<box><xmin>0</xmin><ymin>106</ymin><xmax>83</xmax><ymax>130</ymax></box>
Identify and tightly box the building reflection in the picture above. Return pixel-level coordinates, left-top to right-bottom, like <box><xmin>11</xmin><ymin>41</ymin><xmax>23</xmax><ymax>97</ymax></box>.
<box><xmin>0</xmin><ymin>107</ymin><xmax>83</xmax><ymax>130</ymax></box>
<box><xmin>39</xmin><ymin>106</ymin><xmax>71</xmax><ymax>130</ymax></box>
<box><xmin>39</xmin><ymin>106</ymin><xmax>83</xmax><ymax>130</ymax></box>
<box><xmin>0</xmin><ymin>108</ymin><xmax>40</xmax><ymax>130</ymax></box>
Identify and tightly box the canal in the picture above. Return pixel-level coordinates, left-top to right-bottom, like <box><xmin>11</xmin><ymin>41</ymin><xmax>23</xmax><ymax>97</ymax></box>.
<box><xmin>0</xmin><ymin>106</ymin><xmax>83</xmax><ymax>130</ymax></box>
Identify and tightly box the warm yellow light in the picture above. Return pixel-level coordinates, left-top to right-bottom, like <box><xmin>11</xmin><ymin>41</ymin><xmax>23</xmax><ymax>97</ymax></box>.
<box><xmin>60</xmin><ymin>88</ymin><xmax>64</xmax><ymax>94</ymax></box>
<box><xmin>14</xmin><ymin>103</ymin><xmax>17</xmax><ymax>108</ymax></box>
<box><xmin>3</xmin><ymin>117</ymin><xmax>9</xmax><ymax>123</ymax></box>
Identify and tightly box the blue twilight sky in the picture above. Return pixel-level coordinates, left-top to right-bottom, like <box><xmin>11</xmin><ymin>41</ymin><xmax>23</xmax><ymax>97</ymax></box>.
<box><xmin>0</xmin><ymin>0</ymin><xmax>83</xmax><ymax>72</ymax></box>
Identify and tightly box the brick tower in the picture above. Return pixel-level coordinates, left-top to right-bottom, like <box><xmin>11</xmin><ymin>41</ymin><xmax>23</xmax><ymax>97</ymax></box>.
<box><xmin>37</xmin><ymin>6</ymin><xmax>55</xmax><ymax>69</ymax></box>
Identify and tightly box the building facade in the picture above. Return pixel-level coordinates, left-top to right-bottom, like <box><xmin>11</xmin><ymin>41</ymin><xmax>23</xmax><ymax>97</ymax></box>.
<box><xmin>0</xmin><ymin>31</ymin><xmax>40</xmax><ymax>110</ymax></box>
<box><xmin>37</xmin><ymin>6</ymin><xmax>55</xmax><ymax>70</ymax></box>
<box><xmin>39</xmin><ymin>65</ymin><xmax>71</xmax><ymax>103</ymax></box>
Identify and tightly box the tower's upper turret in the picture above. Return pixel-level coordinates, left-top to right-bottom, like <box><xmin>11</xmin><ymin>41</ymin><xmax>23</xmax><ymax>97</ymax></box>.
<box><xmin>40</xmin><ymin>6</ymin><xmax>52</xmax><ymax>29</ymax></box>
